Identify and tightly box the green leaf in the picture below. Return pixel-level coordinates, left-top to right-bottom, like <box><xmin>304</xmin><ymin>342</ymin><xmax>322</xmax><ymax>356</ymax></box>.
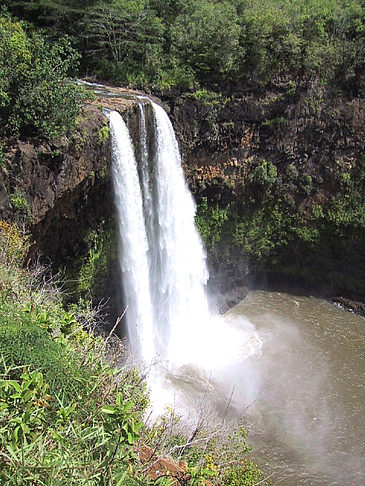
<box><xmin>101</xmin><ymin>405</ymin><xmax>117</xmax><ymax>415</ymax></box>
<box><xmin>22</xmin><ymin>390</ymin><xmax>33</xmax><ymax>403</ymax></box>
<box><xmin>122</xmin><ymin>400</ymin><xmax>133</xmax><ymax>413</ymax></box>
<box><xmin>0</xmin><ymin>380</ymin><xmax>20</xmax><ymax>392</ymax></box>
<box><xmin>6</xmin><ymin>444</ymin><xmax>19</xmax><ymax>461</ymax></box>
<box><xmin>115</xmin><ymin>469</ymin><xmax>129</xmax><ymax>486</ymax></box>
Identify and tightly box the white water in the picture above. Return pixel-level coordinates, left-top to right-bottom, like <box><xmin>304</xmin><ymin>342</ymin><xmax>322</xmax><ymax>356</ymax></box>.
<box><xmin>108</xmin><ymin>102</ymin><xmax>262</xmax><ymax>415</ymax></box>
<box><xmin>107</xmin><ymin>110</ymin><xmax>154</xmax><ymax>362</ymax></box>
<box><xmin>148</xmin><ymin>101</ymin><xmax>211</xmax><ymax>366</ymax></box>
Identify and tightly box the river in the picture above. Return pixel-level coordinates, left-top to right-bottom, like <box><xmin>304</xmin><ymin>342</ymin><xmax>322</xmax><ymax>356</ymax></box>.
<box><xmin>227</xmin><ymin>290</ymin><xmax>365</xmax><ymax>485</ymax></box>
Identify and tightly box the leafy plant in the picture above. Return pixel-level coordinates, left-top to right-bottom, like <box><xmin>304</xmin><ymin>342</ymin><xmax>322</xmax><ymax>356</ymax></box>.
<box><xmin>102</xmin><ymin>393</ymin><xmax>143</xmax><ymax>445</ymax></box>
<box><xmin>0</xmin><ymin>15</ymin><xmax>87</xmax><ymax>139</ymax></box>
<box><xmin>0</xmin><ymin>369</ymin><xmax>51</xmax><ymax>447</ymax></box>
<box><xmin>195</xmin><ymin>197</ymin><xmax>230</xmax><ymax>249</ymax></box>
<box><xmin>98</xmin><ymin>124</ymin><xmax>110</xmax><ymax>143</ymax></box>
<box><xmin>9</xmin><ymin>190</ymin><xmax>31</xmax><ymax>219</ymax></box>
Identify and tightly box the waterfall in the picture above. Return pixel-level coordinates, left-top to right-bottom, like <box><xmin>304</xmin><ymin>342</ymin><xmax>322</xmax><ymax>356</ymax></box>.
<box><xmin>147</xmin><ymin>101</ymin><xmax>212</xmax><ymax>364</ymax></box>
<box><xmin>106</xmin><ymin>94</ymin><xmax>360</xmax><ymax>483</ymax></box>
<box><xmin>108</xmin><ymin>101</ymin><xmax>262</xmax><ymax>414</ymax></box>
<box><xmin>107</xmin><ymin>110</ymin><xmax>154</xmax><ymax>362</ymax></box>
<box><xmin>108</xmin><ymin>102</ymin><xmax>212</xmax><ymax>365</ymax></box>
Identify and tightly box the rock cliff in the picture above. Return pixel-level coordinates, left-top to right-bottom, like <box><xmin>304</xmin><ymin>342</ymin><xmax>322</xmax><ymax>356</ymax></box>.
<box><xmin>0</xmin><ymin>105</ymin><xmax>110</xmax><ymax>263</ymax></box>
<box><xmin>1</xmin><ymin>79</ymin><xmax>364</xmax><ymax>313</ymax></box>
<box><xmin>157</xmin><ymin>78</ymin><xmax>365</xmax><ymax>301</ymax></box>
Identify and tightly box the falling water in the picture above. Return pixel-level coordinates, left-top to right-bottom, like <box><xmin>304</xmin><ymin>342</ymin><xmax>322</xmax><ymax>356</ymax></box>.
<box><xmin>146</xmin><ymin>101</ymin><xmax>212</xmax><ymax>364</ymax></box>
<box><xmin>107</xmin><ymin>110</ymin><xmax>154</xmax><ymax>362</ymax></box>
<box><xmin>106</xmin><ymin>100</ymin><xmax>365</xmax><ymax>484</ymax></box>
<box><xmin>108</xmin><ymin>102</ymin><xmax>261</xmax><ymax>381</ymax></box>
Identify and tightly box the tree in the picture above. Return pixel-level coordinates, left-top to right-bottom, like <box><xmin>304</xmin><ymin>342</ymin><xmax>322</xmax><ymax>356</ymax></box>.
<box><xmin>170</xmin><ymin>0</ymin><xmax>240</xmax><ymax>84</ymax></box>
<box><xmin>83</xmin><ymin>0</ymin><xmax>164</xmax><ymax>84</ymax></box>
<box><xmin>0</xmin><ymin>14</ymin><xmax>86</xmax><ymax>139</ymax></box>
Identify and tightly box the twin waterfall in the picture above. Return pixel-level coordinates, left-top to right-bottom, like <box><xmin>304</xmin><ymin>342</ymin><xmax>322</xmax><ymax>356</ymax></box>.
<box><xmin>101</xmin><ymin>91</ymin><xmax>365</xmax><ymax>484</ymax></box>
<box><xmin>108</xmin><ymin>101</ymin><xmax>211</xmax><ymax>365</ymax></box>
<box><xmin>107</xmin><ymin>100</ymin><xmax>261</xmax><ymax>411</ymax></box>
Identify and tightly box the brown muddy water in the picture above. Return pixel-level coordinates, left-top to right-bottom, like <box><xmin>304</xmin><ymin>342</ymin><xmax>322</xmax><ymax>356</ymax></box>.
<box><xmin>227</xmin><ymin>291</ymin><xmax>365</xmax><ymax>485</ymax></box>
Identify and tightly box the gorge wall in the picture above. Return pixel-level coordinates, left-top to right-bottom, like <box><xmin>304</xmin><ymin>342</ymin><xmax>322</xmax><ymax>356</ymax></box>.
<box><xmin>1</xmin><ymin>79</ymin><xmax>364</xmax><ymax>316</ymax></box>
<box><xmin>158</xmin><ymin>77</ymin><xmax>365</xmax><ymax>302</ymax></box>
<box><xmin>0</xmin><ymin>94</ymin><xmax>156</xmax><ymax>321</ymax></box>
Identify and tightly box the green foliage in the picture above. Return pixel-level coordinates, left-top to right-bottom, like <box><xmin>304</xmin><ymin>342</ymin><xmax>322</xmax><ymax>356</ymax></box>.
<box><xmin>221</xmin><ymin>460</ymin><xmax>263</xmax><ymax>486</ymax></box>
<box><xmin>195</xmin><ymin>197</ymin><xmax>229</xmax><ymax>249</ymax></box>
<box><xmin>0</xmin><ymin>15</ymin><xmax>87</xmax><ymax>139</ymax></box>
<box><xmin>190</xmin><ymin>88</ymin><xmax>222</xmax><ymax>106</ymax></box>
<box><xmin>0</xmin><ymin>220</ymin><xmax>29</xmax><ymax>265</ymax></box>
<box><xmin>98</xmin><ymin>124</ymin><xmax>110</xmax><ymax>144</ymax></box>
<box><xmin>9</xmin><ymin>191</ymin><xmax>31</xmax><ymax>219</ymax></box>
<box><xmin>102</xmin><ymin>393</ymin><xmax>143</xmax><ymax>445</ymax></box>
<box><xmin>0</xmin><ymin>227</ymin><xmax>149</xmax><ymax>484</ymax></box>
<box><xmin>0</xmin><ymin>365</ymin><xmax>147</xmax><ymax>485</ymax></box>
<box><xmin>155</xmin><ymin>423</ymin><xmax>266</xmax><ymax>486</ymax></box>
<box><xmin>195</xmin><ymin>149</ymin><xmax>365</xmax><ymax>296</ymax></box>
<box><xmin>170</xmin><ymin>0</ymin><xmax>240</xmax><ymax>83</ymax></box>
<box><xmin>238</xmin><ymin>0</ymin><xmax>365</xmax><ymax>85</ymax></box>
<box><xmin>0</xmin><ymin>369</ymin><xmax>51</xmax><ymax>448</ymax></box>
<box><xmin>248</xmin><ymin>160</ymin><xmax>278</xmax><ymax>188</ymax></box>
<box><xmin>241</xmin><ymin>154</ymin><xmax>365</xmax><ymax>293</ymax></box>
<box><xmin>233</xmin><ymin>204</ymin><xmax>289</xmax><ymax>260</ymax></box>
<box><xmin>5</xmin><ymin>0</ymin><xmax>363</xmax><ymax>89</ymax></box>
<box><xmin>77</xmin><ymin>225</ymin><xmax>117</xmax><ymax>297</ymax></box>
<box><xmin>83</xmin><ymin>0</ymin><xmax>164</xmax><ymax>85</ymax></box>
<box><xmin>0</xmin><ymin>310</ymin><xmax>89</xmax><ymax>401</ymax></box>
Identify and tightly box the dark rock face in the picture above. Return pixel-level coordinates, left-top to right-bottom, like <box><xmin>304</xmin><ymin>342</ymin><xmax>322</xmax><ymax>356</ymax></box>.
<box><xmin>210</xmin><ymin>286</ymin><xmax>249</xmax><ymax>314</ymax></box>
<box><xmin>0</xmin><ymin>97</ymin><xmax>149</xmax><ymax>262</ymax></box>
<box><xmin>0</xmin><ymin>105</ymin><xmax>111</xmax><ymax>264</ymax></box>
<box><xmin>162</xmin><ymin>88</ymin><xmax>364</xmax><ymax>189</ymax></box>
<box><xmin>0</xmin><ymin>96</ymin><xmax>154</xmax><ymax>323</ymax></box>
<box><xmin>0</xmin><ymin>173</ymin><xmax>9</xmax><ymax>212</ymax></box>
<box><xmin>157</xmin><ymin>81</ymin><xmax>365</xmax><ymax>301</ymax></box>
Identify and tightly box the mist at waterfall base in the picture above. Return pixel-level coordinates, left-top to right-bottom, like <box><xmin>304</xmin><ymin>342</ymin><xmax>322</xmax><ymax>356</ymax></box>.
<box><xmin>107</xmin><ymin>105</ymin><xmax>365</xmax><ymax>484</ymax></box>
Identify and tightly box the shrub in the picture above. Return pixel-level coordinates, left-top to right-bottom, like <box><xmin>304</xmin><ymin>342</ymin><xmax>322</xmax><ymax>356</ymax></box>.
<box><xmin>195</xmin><ymin>197</ymin><xmax>230</xmax><ymax>249</ymax></box>
<box><xmin>0</xmin><ymin>14</ymin><xmax>87</xmax><ymax>140</ymax></box>
<box><xmin>0</xmin><ymin>312</ymin><xmax>90</xmax><ymax>401</ymax></box>
<box><xmin>9</xmin><ymin>191</ymin><xmax>31</xmax><ymax>219</ymax></box>
<box><xmin>0</xmin><ymin>220</ymin><xmax>29</xmax><ymax>265</ymax></box>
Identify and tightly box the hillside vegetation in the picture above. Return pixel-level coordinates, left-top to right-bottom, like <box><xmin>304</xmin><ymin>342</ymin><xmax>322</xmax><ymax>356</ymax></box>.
<box><xmin>0</xmin><ymin>221</ymin><xmax>266</xmax><ymax>485</ymax></box>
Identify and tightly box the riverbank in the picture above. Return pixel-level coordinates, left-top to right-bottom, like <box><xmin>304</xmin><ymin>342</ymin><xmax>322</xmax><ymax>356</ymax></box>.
<box><xmin>213</xmin><ymin>280</ymin><xmax>365</xmax><ymax>319</ymax></box>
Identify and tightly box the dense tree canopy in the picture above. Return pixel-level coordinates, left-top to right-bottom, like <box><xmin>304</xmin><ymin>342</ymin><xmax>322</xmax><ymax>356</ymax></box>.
<box><xmin>2</xmin><ymin>0</ymin><xmax>365</xmax><ymax>90</ymax></box>
<box><xmin>0</xmin><ymin>14</ymin><xmax>86</xmax><ymax>139</ymax></box>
